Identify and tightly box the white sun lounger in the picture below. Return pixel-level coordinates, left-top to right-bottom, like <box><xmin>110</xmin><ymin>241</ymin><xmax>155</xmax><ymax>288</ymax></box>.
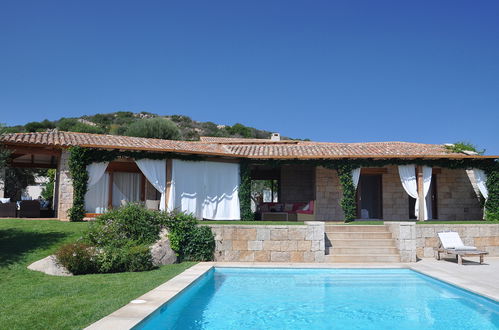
<box><xmin>436</xmin><ymin>231</ymin><xmax>488</xmax><ymax>265</ymax></box>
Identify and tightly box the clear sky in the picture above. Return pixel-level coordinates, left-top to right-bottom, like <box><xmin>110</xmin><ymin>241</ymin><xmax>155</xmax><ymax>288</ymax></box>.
<box><xmin>1</xmin><ymin>1</ymin><xmax>498</xmax><ymax>154</ymax></box>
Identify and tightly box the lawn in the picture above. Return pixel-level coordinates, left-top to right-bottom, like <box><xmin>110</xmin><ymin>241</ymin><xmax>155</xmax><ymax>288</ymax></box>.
<box><xmin>0</xmin><ymin>219</ymin><xmax>195</xmax><ymax>330</ymax></box>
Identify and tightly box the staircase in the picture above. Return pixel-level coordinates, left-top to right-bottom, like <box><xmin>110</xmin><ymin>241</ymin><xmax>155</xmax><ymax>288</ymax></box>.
<box><xmin>324</xmin><ymin>225</ymin><xmax>400</xmax><ymax>263</ymax></box>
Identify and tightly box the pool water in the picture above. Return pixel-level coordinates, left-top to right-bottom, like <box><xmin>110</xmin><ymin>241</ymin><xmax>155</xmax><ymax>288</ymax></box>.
<box><xmin>135</xmin><ymin>268</ymin><xmax>499</xmax><ymax>330</ymax></box>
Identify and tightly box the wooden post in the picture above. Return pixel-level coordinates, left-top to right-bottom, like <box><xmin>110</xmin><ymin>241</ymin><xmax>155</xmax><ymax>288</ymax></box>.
<box><xmin>417</xmin><ymin>166</ymin><xmax>425</xmax><ymax>221</ymax></box>
<box><xmin>108</xmin><ymin>171</ymin><xmax>113</xmax><ymax>210</ymax></box>
<box><xmin>165</xmin><ymin>159</ymin><xmax>173</xmax><ymax>211</ymax></box>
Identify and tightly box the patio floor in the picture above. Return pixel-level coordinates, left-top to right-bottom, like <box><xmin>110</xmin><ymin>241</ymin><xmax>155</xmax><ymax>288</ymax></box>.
<box><xmin>410</xmin><ymin>257</ymin><xmax>499</xmax><ymax>301</ymax></box>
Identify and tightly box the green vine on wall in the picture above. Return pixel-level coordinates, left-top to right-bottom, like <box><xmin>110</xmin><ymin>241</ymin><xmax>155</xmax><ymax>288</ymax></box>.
<box><xmin>238</xmin><ymin>159</ymin><xmax>254</xmax><ymax>221</ymax></box>
<box><xmin>335</xmin><ymin>165</ymin><xmax>357</xmax><ymax>222</ymax></box>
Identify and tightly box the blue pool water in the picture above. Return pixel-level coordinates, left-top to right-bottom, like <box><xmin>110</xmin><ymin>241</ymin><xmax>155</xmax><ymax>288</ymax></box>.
<box><xmin>135</xmin><ymin>268</ymin><xmax>499</xmax><ymax>330</ymax></box>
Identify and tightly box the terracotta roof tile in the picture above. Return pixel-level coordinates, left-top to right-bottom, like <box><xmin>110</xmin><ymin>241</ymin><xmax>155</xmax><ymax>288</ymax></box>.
<box><xmin>1</xmin><ymin>131</ymin><xmax>494</xmax><ymax>159</ymax></box>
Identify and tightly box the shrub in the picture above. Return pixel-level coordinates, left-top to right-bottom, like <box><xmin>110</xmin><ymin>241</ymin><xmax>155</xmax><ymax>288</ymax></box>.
<box><xmin>96</xmin><ymin>244</ymin><xmax>154</xmax><ymax>273</ymax></box>
<box><xmin>124</xmin><ymin>117</ymin><xmax>181</xmax><ymax>140</ymax></box>
<box><xmin>164</xmin><ymin>212</ymin><xmax>215</xmax><ymax>261</ymax></box>
<box><xmin>87</xmin><ymin>203</ymin><xmax>164</xmax><ymax>247</ymax></box>
<box><xmin>183</xmin><ymin>226</ymin><xmax>215</xmax><ymax>261</ymax></box>
<box><xmin>55</xmin><ymin>242</ymin><xmax>97</xmax><ymax>275</ymax></box>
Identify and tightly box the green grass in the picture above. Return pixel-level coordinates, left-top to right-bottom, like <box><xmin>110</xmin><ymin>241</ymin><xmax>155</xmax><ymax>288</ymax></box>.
<box><xmin>0</xmin><ymin>219</ymin><xmax>195</xmax><ymax>330</ymax></box>
<box><xmin>198</xmin><ymin>220</ymin><xmax>305</xmax><ymax>225</ymax></box>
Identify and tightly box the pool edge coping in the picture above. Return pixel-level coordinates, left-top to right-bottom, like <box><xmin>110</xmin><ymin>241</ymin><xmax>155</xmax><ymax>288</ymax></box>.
<box><xmin>85</xmin><ymin>262</ymin><xmax>498</xmax><ymax>330</ymax></box>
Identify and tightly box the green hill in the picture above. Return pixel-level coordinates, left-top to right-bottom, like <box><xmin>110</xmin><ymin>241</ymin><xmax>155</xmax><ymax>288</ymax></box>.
<box><xmin>4</xmin><ymin>112</ymin><xmax>288</xmax><ymax>141</ymax></box>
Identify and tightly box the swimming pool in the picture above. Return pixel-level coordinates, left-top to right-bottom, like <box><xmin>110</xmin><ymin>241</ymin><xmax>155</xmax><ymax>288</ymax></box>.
<box><xmin>134</xmin><ymin>268</ymin><xmax>499</xmax><ymax>329</ymax></box>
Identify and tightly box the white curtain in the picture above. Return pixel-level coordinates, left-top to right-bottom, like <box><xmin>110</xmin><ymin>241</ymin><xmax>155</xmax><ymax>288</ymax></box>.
<box><xmin>85</xmin><ymin>173</ymin><xmax>109</xmax><ymax>213</ymax></box>
<box><xmin>168</xmin><ymin>160</ymin><xmax>240</xmax><ymax>220</ymax></box>
<box><xmin>472</xmin><ymin>168</ymin><xmax>488</xmax><ymax>199</ymax></box>
<box><xmin>422</xmin><ymin>166</ymin><xmax>432</xmax><ymax>220</ymax></box>
<box><xmin>87</xmin><ymin>162</ymin><xmax>109</xmax><ymax>186</ymax></box>
<box><xmin>112</xmin><ymin>172</ymin><xmax>141</xmax><ymax>208</ymax></box>
<box><xmin>351</xmin><ymin>168</ymin><xmax>361</xmax><ymax>189</ymax></box>
<box><xmin>398</xmin><ymin>165</ymin><xmax>419</xmax><ymax>218</ymax></box>
<box><xmin>84</xmin><ymin>162</ymin><xmax>109</xmax><ymax>213</ymax></box>
<box><xmin>398</xmin><ymin>164</ymin><xmax>432</xmax><ymax>220</ymax></box>
<box><xmin>136</xmin><ymin>159</ymin><xmax>167</xmax><ymax>211</ymax></box>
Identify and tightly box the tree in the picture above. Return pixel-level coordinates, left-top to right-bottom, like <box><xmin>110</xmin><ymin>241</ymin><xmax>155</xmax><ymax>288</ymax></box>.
<box><xmin>124</xmin><ymin>118</ymin><xmax>181</xmax><ymax>140</ymax></box>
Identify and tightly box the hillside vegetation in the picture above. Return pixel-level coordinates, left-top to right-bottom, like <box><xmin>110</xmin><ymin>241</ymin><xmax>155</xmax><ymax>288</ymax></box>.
<box><xmin>4</xmin><ymin>112</ymin><xmax>284</xmax><ymax>141</ymax></box>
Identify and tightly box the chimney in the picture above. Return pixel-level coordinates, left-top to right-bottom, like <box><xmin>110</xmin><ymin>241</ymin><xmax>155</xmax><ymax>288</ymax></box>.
<box><xmin>271</xmin><ymin>133</ymin><xmax>281</xmax><ymax>141</ymax></box>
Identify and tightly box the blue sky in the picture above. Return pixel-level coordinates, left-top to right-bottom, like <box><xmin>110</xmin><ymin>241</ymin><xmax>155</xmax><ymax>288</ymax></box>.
<box><xmin>1</xmin><ymin>1</ymin><xmax>498</xmax><ymax>154</ymax></box>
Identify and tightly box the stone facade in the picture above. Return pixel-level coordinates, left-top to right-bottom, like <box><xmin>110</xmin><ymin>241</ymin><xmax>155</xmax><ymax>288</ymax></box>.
<box><xmin>313</xmin><ymin>165</ymin><xmax>483</xmax><ymax>221</ymax></box>
<box><xmin>385</xmin><ymin>222</ymin><xmax>416</xmax><ymax>262</ymax></box>
<box><xmin>315</xmin><ymin>167</ymin><xmax>344</xmax><ymax>220</ymax></box>
<box><xmin>280</xmin><ymin>164</ymin><xmax>315</xmax><ymax>203</ymax></box>
<box><xmin>416</xmin><ymin>224</ymin><xmax>499</xmax><ymax>258</ymax></box>
<box><xmin>56</xmin><ymin>151</ymin><xmax>73</xmax><ymax>220</ymax></box>
<box><xmin>208</xmin><ymin>222</ymin><xmax>325</xmax><ymax>262</ymax></box>
<box><xmin>437</xmin><ymin>169</ymin><xmax>483</xmax><ymax>220</ymax></box>
<box><xmin>381</xmin><ymin>166</ymin><xmax>409</xmax><ymax>220</ymax></box>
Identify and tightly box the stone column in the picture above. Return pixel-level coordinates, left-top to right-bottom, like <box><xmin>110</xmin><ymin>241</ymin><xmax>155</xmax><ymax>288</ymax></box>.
<box><xmin>0</xmin><ymin>167</ymin><xmax>5</xmax><ymax>198</ymax></box>
<box><xmin>56</xmin><ymin>151</ymin><xmax>74</xmax><ymax>221</ymax></box>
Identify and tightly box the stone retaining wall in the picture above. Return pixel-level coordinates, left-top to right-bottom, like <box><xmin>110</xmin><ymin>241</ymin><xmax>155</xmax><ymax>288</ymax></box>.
<box><xmin>385</xmin><ymin>222</ymin><xmax>416</xmax><ymax>262</ymax></box>
<box><xmin>208</xmin><ymin>222</ymin><xmax>325</xmax><ymax>262</ymax></box>
<box><xmin>417</xmin><ymin>224</ymin><xmax>499</xmax><ymax>258</ymax></box>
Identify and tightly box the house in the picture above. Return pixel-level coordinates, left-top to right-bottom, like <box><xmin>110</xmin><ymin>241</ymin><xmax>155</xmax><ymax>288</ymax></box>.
<box><xmin>0</xmin><ymin>131</ymin><xmax>496</xmax><ymax>221</ymax></box>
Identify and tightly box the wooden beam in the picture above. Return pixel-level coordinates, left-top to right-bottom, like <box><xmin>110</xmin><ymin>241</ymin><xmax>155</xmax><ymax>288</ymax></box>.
<box><xmin>361</xmin><ymin>167</ymin><xmax>388</xmax><ymax>174</ymax></box>
<box><xmin>417</xmin><ymin>166</ymin><xmax>425</xmax><ymax>221</ymax></box>
<box><xmin>108</xmin><ymin>172</ymin><xmax>114</xmax><ymax>210</ymax></box>
<box><xmin>165</xmin><ymin>159</ymin><xmax>173</xmax><ymax>211</ymax></box>
<box><xmin>4</xmin><ymin>146</ymin><xmax>61</xmax><ymax>156</ymax></box>
<box><xmin>140</xmin><ymin>174</ymin><xmax>146</xmax><ymax>201</ymax></box>
<box><xmin>106</xmin><ymin>161</ymin><xmax>141</xmax><ymax>173</ymax></box>
<box><xmin>9</xmin><ymin>162</ymin><xmax>57</xmax><ymax>169</ymax></box>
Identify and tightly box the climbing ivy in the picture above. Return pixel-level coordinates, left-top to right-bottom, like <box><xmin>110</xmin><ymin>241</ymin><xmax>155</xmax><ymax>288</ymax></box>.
<box><xmin>336</xmin><ymin>164</ymin><xmax>357</xmax><ymax>222</ymax></box>
<box><xmin>238</xmin><ymin>159</ymin><xmax>254</xmax><ymax>221</ymax></box>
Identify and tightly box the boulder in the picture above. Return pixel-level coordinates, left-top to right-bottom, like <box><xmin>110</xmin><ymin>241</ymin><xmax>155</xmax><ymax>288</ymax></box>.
<box><xmin>150</xmin><ymin>229</ymin><xmax>177</xmax><ymax>266</ymax></box>
<box><xmin>28</xmin><ymin>255</ymin><xmax>72</xmax><ymax>276</ymax></box>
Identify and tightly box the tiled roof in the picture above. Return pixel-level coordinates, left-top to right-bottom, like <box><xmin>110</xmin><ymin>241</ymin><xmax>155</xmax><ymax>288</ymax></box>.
<box><xmin>199</xmin><ymin>136</ymin><xmax>297</xmax><ymax>144</ymax></box>
<box><xmin>225</xmin><ymin>142</ymin><xmax>458</xmax><ymax>158</ymax></box>
<box><xmin>1</xmin><ymin>131</ymin><xmax>494</xmax><ymax>159</ymax></box>
<box><xmin>0</xmin><ymin>131</ymin><xmax>229</xmax><ymax>156</ymax></box>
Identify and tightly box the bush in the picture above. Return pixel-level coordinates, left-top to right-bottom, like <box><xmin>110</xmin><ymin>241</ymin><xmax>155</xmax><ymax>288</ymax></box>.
<box><xmin>164</xmin><ymin>212</ymin><xmax>215</xmax><ymax>261</ymax></box>
<box><xmin>95</xmin><ymin>244</ymin><xmax>154</xmax><ymax>273</ymax></box>
<box><xmin>124</xmin><ymin>118</ymin><xmax>181</xmax><ymax>140</ymax></box>
<box><xmin>87</xmin><ymin>203</ymin><xmax>164</xmax><ymax>247</ymax></box>
<box><xmin>183</xmin><ymin>226</ymin><xmax>215</xmax><ymax>261</ymax></box>
<box><xmin>55</xmin><ymin>242</ymin><xmax>97</xmax><ymax>275</ymax></box>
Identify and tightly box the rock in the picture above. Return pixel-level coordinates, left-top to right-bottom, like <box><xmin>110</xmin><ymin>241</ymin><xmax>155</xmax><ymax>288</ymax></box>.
<box><xmin>28</xmin><ymin>255</ymin><xmax>72</xmax><ymax>276</ymax></box>
<box><xmin>150</xmin><ymin>229</ymin><xmax>177</xmax><ymax>266</ymax></box>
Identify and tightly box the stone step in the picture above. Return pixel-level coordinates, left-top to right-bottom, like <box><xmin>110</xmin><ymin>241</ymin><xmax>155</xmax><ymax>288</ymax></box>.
<box><xmin>327</xmin><ymin>246</ymin><xmax>399</xmax><ymax>255</ymax></box>
<box><xmin>327</xmin><ymin>232</ymin><xmax>393</xmax><ymax>239</ymax></box>
<box><xmin>325</xmin><ymin>225</ymin><xmax>388</xmax><ymax>233</ymax></box>
<box><xmin>327</xmin><ymin>239</ymin><xmax>396</xmax><ymax>247</ymax></box>
<box><xmin>324</xmin><ymin>254</ymin><xmax>401</xmax><ymax>263</ymax></box>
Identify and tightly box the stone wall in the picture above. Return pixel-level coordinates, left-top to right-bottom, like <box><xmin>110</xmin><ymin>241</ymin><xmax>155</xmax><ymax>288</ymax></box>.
<box><xmin>313</xmin><ymin>165</ymin><xmax>483</xmax><ymax>221</ymax></box>
<box><xmin>315</xmin><ymin>167</ymin><xmax>344</xmax><ymax>220</ymax></box>
<box><xmin>382</xmin><ymin>166</ymin><xmax>409</xmax><ymax>220</ymax></box>
<box><xmin>280</xmin><ymin>164</ymin><xmax>315</xmax><ymax>203</ymax></box>
<box><xmin>385</xmin><ymin>222</ymin><xmax>416</xmax><ymax>262</ymax></box>
<box><xmin>437</xmin><ymin>169</ymin><xmax>482</xmax><ymax>220</ymax></box>
<box><xmin>208</xmin><ymin>222</ymin><xmax>325</xmax><ymax>262</ymax></box>
<box><xmin>417</xmin><ymin>224</ymin><xmax>499</xmax><ymax>258</ymax></box>
<box><xmin>56</xmin><ymin>151</ymin><xmax>73</xmax><ymax>220</ymax></box>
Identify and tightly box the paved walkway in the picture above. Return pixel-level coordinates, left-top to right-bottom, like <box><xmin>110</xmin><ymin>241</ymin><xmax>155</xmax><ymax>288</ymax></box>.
<box><xmin>410</xmin><ymin>257</ymin><xmax>499</xmax><ymax>301</ymax></box>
